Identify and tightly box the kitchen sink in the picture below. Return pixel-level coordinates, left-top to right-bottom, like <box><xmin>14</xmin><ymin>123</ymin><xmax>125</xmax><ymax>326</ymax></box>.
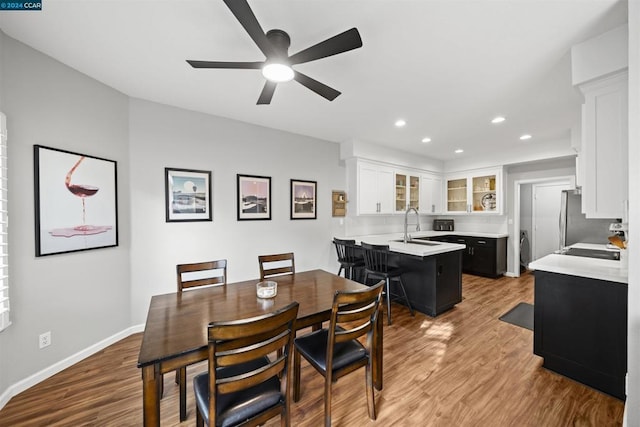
<box><xmin>390</xmin><ymin>239</ymin><xmax>441</xmax><ymax>246</ymax></box>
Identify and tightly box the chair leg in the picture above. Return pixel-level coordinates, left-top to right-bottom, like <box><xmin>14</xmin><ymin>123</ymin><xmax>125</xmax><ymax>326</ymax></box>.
<box><xmin>196</xmin><ymin>406</ymin><xmax>204</xmax><ymax>427</ymax></box>
<box><xmin>363</xmin><ymin>271</ymin><xmax>369</xmax><ymax>286</ymax></box>
<box><xmin>385</xmin><ymin>278</ymin><xmax>392</xmax><ymax>325</ymax></box>
<box><xmin>293</xmin><ymin>348</ymin><xmax>301</xmax><ymax>402</ymax></box>
<box><xmin>324</xmin><ymin>376</ymin><xmax>332</xmax><ymax>427</ymax></box>
<box><xmin>365</xmin><ymin>359</ymin><xmax>377</xmax><ymax>420</ymax></box>
<box><xmin>396</xmin><ymin>276</ymin><xmax>414</xmax><ymax>316</ymax></box>
<box><xmin>337</xmin><ymin>265</ymin><xmax>344</xmax><ymax>277</ymax></box>
<box><xmin>178</xmin><ymin>366</ymin><xmax>187</xmax><ymax>421</ymax></box>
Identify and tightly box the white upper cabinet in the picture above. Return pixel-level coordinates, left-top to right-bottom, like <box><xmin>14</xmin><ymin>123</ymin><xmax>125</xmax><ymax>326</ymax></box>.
<box><xmin>578</xmin><ymin>71</ymin><xmax>628</xmax><ymax>219</ymax></box>
<box><xmin>356</xmin><ymin>161</ymin><xmax>394</xmax><ymax>215</ymax></box>
<box><xmin>445</xmin><ymin>167</ymin><xmax>503</xmax><ymax>214</ymax></box>
<box><xmin>420</xmin><ymin>173</ymin><xmax>443</xmax><ymax>215</ymax></box>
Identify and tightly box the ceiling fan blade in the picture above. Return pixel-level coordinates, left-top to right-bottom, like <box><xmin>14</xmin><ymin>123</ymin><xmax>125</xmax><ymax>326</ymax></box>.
<box><xmin>186</xmin><ymin>60</ymin><xmax>263</xmax><ymax>69</ymax></box>
<box><xmin>289</xmin><ymin>28</ymin><xmax>362</xmax><ymax>65</ymax></box>
<box><xmin>223</xmin><ymin>0</ymin><xmax>275</xmax><ymax>58</ymax></box>
<box><xmin>293</xmin><ymin>71</ymin><xmax>341</xmax><ymax>101</ymax></box>
<box><xmin>257</xmin><ymin>81</ymin><xmax>277</xmax><ymax>105</ymax></box>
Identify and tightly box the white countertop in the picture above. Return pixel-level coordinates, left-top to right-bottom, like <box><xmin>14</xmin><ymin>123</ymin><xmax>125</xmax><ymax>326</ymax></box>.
<box><xmin>341</xmin><ymin>232</ymin><xmax>466</xmax><ymax>257</ymax></box>
<box><xmin>528</xmin><ymin>244</ymin><xmax>627</xmax><ymax>284</ymax></box>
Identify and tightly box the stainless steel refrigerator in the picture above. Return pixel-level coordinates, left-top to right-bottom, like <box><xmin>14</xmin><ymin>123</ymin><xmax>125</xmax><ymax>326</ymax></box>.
<box><xmin>559</xmin><ymin>189</ymin><xmax>618</xmax><ymax>249</ymax></box>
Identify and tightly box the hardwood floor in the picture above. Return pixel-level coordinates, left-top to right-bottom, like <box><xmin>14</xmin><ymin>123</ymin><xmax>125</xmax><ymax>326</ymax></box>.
<box><xmin>0</xmin><ymin>272</ymin><xmax>624</xmax><ymax>426</ymax></box>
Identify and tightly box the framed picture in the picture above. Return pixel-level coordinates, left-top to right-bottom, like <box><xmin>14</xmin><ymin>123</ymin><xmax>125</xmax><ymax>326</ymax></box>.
<box><xmin>34</xmin><ymin>145</ymin><xmax>118</xmax><ymax>257</ymax></box>
<box><xmin>237</xmin><ymin>174</ymin><xmax>271</xmax><ymax>221</ymax></box>
<box><xmin>165</xmin><ymin>168</ymin><xmax>212</xmax><ymax>222</ymax></box>
<box><xmin>290</xmin><ymin>179</ymin><xmax>317</xmax><ymax>220</ymax></box>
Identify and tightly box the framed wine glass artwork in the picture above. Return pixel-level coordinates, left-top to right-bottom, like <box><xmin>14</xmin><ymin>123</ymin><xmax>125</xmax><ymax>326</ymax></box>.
<box><xmin>34</xmin><ymin>145</ymin><xmax>119</xmax><ymax>256</ymax></box>
<box><xmin>165</xmin><ymin>167</ymin><xmax>212</xmax><ymax>222</ymax></box>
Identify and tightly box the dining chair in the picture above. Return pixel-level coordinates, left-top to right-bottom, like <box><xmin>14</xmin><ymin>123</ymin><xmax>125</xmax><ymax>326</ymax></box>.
<box><xmin>193</xmin><ymin>301</ymin><xmax>299</xmax><ymax>427</ymax></box>
<box><xmin>173</xmin><ymin>259</ymin><xmax>228</xmax><ymax>421</ymax></box>
<box><xmin>259</xmin><ymin>252</ymin><xmax>295</xmax><ymax>279</ymax></box>
<box><xmin>293</xmin><ymin>280</ymin><xmax>384</xmax><ymax>427</ymax></box>
<box><xmin>332</xmin><ymin>238</ymin><xmax>365</xmax><ymax>280</ymax></box>
<box><xmin>361</xmin><ymin>242</ymin><xmax>414</xmax><ymax>325</ymax></box>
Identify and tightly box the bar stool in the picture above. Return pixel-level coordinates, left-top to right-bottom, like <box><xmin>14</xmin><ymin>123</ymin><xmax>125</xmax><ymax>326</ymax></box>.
<box><xmin>361</xmin><ymin>242</ymin><xmax>414</xmax><ymax>325</ymax></box>
<box><xmin>333</xmin><ymin>238</ymin><xmax>365</xmax><ymax>280</ymax></box>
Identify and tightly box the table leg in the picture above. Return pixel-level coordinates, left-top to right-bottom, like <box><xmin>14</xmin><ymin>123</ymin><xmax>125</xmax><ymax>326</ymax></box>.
<box><xmin>373</xmin><ymin>313</ymin><xmax>383</xmax><ymax>390</ymax></box>
<box><xmin>179</xmin><ymin>366</ymin><xmax>187</xmax><ymax>421</ymax></box>
<box><xmin>142</xmin><ymin>364</ymin><xmax>161</xmax><ymax>427</ymax></box>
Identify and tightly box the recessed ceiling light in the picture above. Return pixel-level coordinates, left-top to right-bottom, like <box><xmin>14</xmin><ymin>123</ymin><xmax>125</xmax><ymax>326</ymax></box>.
<box><xmin>394</xmin><ymin>119</ymin><xmax>406</xmax><ymax>127</ymax></box>
<box><xmin>520</xmin><ymin>134</ymin><xmax>532</xmax><ymax>140</ymax></box>
<box><xmin>421</xmin><ymin>137</ymin><xmax>431</xmax><ymax>143</ymax></box>
<box><xmin>454</xmin><ymin>149</ymin><xmax>464</xmax><ymax>154</ymax></box>
<box><xmin>491</xmin><ymin>116</ymin><xmax>506</xmax><ymax>124</ymax></box>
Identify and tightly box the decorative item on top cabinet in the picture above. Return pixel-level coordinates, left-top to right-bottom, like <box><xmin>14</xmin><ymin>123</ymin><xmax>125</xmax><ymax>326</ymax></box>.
<box><xmin>394</xmin><ymin>172</ymin><xmax>420</xmax><ymax>213</ymax></box>
<box><xmin>420</xmin><ymin>173</ymin><xmax>443</xmax><ymax>214</ymax></box>
<box><xmin>445</xmin><ymin>167</ymin><xmax>503</xmax><ymax>214</ymax></box>
<box><xmin>356</xmin><ymin>161</ymin><xmax>394</xmax><ymax>215</ymax></box>
<box><xmin>578</xmin><ymin>70</ymin><xmax>628</xmax><ymax>219</ymax></box>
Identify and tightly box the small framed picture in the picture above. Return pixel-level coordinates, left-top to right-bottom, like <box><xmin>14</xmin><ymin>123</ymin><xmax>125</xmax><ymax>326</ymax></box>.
<box><xmin>165</xmin><ymin>167</ymin><xmax>212</xmax><ymax>222</ymax></box>
<box><xmin>290</xmin><ymin>179</ymin><xmax>317</xmax><ymax>220</ymax></box>
<box><xmin>237</xmin><ymin>174</ymin><xmax>271</xmax><ymax>221</ymax></box>
<box><xmin>34</xmin><ymin>145</ymin><xmax>118</xmax><ymax>256</ymax></box>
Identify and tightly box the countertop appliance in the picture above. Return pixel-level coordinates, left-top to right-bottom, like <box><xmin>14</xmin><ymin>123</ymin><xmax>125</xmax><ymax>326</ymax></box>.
<box><xmin>559</xmin><ymin>189</ymin><xmax>618</xmax><ymax>249</ymax></box>
<box><xmin>433</xmin><ymin>219</ymin><xmax>454</xmax><ymax>231</ymax></box>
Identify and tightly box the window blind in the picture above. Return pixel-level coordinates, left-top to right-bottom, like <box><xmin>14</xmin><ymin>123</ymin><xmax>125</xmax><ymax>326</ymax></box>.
<box><xmin>0</xmin><ymin>112</ymin><xmax>9</xmax><ymax>332</ymax></box>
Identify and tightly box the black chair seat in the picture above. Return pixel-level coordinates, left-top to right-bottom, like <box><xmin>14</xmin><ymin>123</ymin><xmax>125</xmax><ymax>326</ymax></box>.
<box><xmin>193</xmin><ymin>357</ymin><xmax>282</xmax><ymax>427</ymax></box>
<box><xmin>294</xmin><ymin>328</ymin><xmax>367</xmax><ymax>373</ymax></box>
<box><xmin>364</xmin><ymin>266</ymin><xmax>403</xmax><ymax>279</ymax></box>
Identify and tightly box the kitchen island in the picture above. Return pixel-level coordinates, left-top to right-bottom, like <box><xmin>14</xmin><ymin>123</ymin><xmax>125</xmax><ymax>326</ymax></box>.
<box><xmin>529</xmin><ymin>246</ymin><xmax>627</xmax><ymax>399</ymax></box>
<box><xmin>342</xmin><ymin>232</ymin><xmax>467</xmax><ymax>317</ymax></box>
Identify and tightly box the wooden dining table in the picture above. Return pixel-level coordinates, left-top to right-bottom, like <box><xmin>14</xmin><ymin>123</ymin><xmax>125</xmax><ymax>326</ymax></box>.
<box><xmin>137</xmin><ymin>269</ymin><xmax>384</xmax><ymax>426</ymax></box>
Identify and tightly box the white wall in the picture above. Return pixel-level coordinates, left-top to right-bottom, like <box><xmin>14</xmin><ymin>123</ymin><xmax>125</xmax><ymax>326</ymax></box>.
<box><xmin>625</xmin><ymin>2</ymin><xmax>639</xmax><ymax>425</ymax></box>
<box><xmin>0</xmin><ymin>34</ymin><xmax>131</xmax><ymax>393</ymax></box>
<box><xmin>128</xmin><ymin>98</ymin><xmax>345</xmax><ymax>324</ymax></box>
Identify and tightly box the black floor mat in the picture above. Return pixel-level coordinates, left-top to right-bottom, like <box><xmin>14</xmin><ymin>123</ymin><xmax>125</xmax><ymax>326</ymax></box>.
<box><xmin>499</xmin><ymin>302</ymin><xmax>533</xmax><ymax>331</ymax></box>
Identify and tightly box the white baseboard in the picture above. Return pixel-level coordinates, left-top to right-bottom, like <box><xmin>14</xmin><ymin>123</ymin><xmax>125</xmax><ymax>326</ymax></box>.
<box><xmin>0</xmin><ymin>323</ymin><xmax>145</xmax><ymax>411</ymax></box>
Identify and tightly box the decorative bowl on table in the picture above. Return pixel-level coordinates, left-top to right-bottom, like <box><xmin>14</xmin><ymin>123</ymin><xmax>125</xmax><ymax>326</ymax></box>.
<box><xmin>256</xmin><ymin>281</ymin><xmax>278</xmax><ymax>299</ymax></box>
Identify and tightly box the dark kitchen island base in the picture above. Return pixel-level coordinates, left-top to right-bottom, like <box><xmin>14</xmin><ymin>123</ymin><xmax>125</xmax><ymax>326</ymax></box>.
<box><xmin>533</xmin><ymin>270</ymin><xmax>627</xmax><ymax>400</ymax></box>
<box><xmin>360</xmin><ymin>248</ymin><xmax>463</xmax><ymax>317</ymax></box>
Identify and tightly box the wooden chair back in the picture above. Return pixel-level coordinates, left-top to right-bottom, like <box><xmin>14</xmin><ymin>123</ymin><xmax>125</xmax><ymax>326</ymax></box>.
<box><xmin>205</xmin><ymin>302</ymin><xmax>299</xmax><ymax>426</ymax></box>
<box><xmin>258</xmin><ymin>253</ymin><xmax>295</xmax><ymax>279</ymax></box>
<box><xmin>327</xmin><ymin>280</ymin><xmax>384</xmax><ymax>373</ymax></box>
<box><xmin>361</xmin><ymin>243</ymin><xmax>391</xmax><ymax>274</ymax></box>
<box><xmin>177</xmin><ymin>259</ymin><xmax>227</xmax><ymax>292</ymax></box>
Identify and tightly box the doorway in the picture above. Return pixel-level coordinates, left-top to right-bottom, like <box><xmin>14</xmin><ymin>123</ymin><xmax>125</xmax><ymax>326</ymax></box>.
<box><xmin>513</xmin><ymin>175</ymin><xmax>574</xmax><ymax>277</ymax></box>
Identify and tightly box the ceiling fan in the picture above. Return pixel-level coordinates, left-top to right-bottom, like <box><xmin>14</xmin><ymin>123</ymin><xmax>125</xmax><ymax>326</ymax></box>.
<box><xmin>186</xmin><ymin>0</ymin><xmax>363</xmax><ymax>105</ymax></box>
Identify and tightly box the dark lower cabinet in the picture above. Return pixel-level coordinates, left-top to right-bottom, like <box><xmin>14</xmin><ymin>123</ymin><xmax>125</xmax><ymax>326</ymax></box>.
<box><xmin>533</xmin><ymin>270</ymin><xmax>627</xmax><ymax>400</ymax></box>
<box><xmin>430</xmin><ymin>235</ymin><xmax>507</xmax><ymax>278</ymax></box>
<box><xmin>391</xmin><ymin>249</ymin><xmax>463</xmax><ymax>317</ymax></box>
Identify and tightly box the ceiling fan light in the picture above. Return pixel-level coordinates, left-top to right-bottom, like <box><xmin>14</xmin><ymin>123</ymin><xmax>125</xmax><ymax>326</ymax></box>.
<box><xmin>262</xmin><ymin>63</ymin><xmax>294</xmax><ymax>82</ymax></box>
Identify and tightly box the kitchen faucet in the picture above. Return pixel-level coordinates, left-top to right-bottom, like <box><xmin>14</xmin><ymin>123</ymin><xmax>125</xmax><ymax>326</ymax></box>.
<box><xmin>404</xmin><ymin>207</ymin><xmax>420</xmax><ymax>243</ymax></box>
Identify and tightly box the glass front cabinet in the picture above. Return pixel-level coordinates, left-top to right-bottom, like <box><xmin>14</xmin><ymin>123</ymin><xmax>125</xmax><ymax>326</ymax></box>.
<box><xmin>446</xmin><ymin>168</ymin><xmax>503</xmax><ymax>214</ymax></box>
<box><xmin>394</xmin><ymin>172</ymin><xmax>420</xmax><ymax>213</ymax></box>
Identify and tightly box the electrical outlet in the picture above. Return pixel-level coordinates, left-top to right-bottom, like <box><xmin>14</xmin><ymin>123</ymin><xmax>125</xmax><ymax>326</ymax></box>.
<box><xmin>39</xmin><ymin>331</ymin><xmax>51</xmax><ymax>349</ymax></box>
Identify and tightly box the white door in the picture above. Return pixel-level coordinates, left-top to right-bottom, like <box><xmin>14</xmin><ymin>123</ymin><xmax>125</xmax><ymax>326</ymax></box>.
<box><xmin>532</xmin><ymin>182</ymin><xmax>571</xmax><ymax>260</ymax></box>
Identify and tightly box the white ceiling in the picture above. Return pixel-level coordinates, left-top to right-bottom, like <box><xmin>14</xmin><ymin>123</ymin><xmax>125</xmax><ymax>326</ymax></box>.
<box><xmin>0</xmin><ymin>0</ymin><xmax>629</xmax><ymax>161</ymax></box>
